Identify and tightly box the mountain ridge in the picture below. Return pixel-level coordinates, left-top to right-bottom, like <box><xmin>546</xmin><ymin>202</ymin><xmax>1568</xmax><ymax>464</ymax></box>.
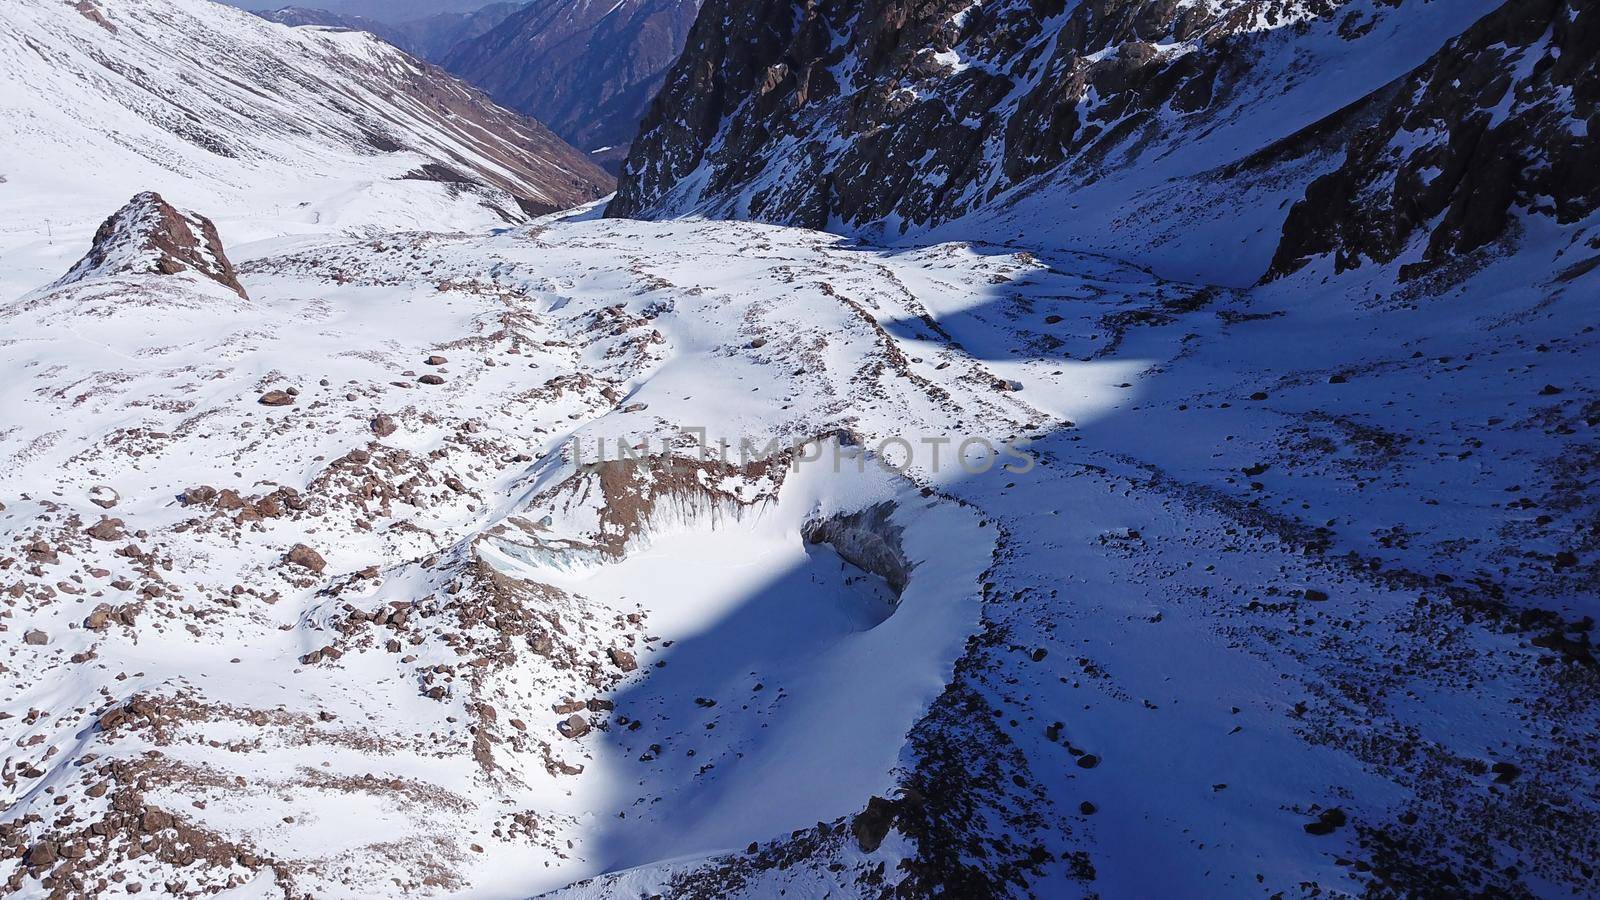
<box><xmin>3</xmin><ymin>0</ymin><xmax>1599</xmax><ymax>897</ymax></box>
<box><xmin>0</xmin><ymin>0</ymin><xmax>611</xmax><ymax>297</ymax></box>
<box><xmin>441</xmin><ymin>0</ymin><xmax>701</xmax><ymax>169</ymax></box>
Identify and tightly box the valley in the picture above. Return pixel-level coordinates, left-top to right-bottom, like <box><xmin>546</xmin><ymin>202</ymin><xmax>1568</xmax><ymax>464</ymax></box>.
<box><xmin>1</xmin><ymin>0</ymin><xmax>1597</xmax><ymax>897</ymax></box>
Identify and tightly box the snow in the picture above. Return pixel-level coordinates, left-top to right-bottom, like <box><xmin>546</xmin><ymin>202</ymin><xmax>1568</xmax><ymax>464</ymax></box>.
<box><xmin>3</xmin><ymin>0</ymin><xmax>1600</xmax><ymax>897</ymax></box>
<box><xmin>484</xmin><ymin>454</ymin><xmax>989</xmax><ymax>889</ymax></box>
<box><xmin>4</xmin><ymin>192</ymin><xmax>1594</xmax><ymax>894</ymax></box>
<box><xmin>0</xmin><ymin>0</ymin><xmax>587</xmax><ymax>301</ymax></box>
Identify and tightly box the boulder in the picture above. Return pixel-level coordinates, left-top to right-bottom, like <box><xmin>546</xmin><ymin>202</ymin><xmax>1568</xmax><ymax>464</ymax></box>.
<box><xmin>86</xmin><ymin>517</ymin><xmax>126</xmax><ymax>541</ymax></box>
<box><xmin>852</xmin><ymin>795</ymin><xmax>898</xmax><ymax>852</ymax></box>
<box><xmin>284</xmin><ymin>544</ymin><xmax>327</xmax><ymax>574</ymax></box>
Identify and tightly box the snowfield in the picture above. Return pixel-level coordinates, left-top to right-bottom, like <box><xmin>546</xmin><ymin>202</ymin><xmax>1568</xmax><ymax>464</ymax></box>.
<box><xmin>3</xmin><ymin>200</ymin><xmax>1598</xmax><ymax>896</ymax></box>
<box><xmin>2</xmin><ymin>0</ymin><xmax>1599</xmax><ymax>896</ymax></box>
<box><xmin>0</xmin><ymin>0</ymin><xmax>609</xmax><ymax>301</ymax></box>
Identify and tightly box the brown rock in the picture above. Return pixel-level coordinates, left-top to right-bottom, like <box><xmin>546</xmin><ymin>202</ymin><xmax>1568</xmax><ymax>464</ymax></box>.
<box><xmin>86</xmin><ymin>517</ymin><xmax>126</xmax><ymax>541</ymax></box>
<box><xmin>25</xmin><ymin>540</ymin><xmax>58</xmax><ymax>564</ymax></box>
<box><xmin>608</xmin><ymin>647</ymin><xmax>638</xmax><ymax>672</ymax></box>
<box><xmin>558</xmin><ymin>714</ymin><xmax>591</xmax><ymax>739</ymax></box>
<box><xmin>258</xmin><ymin>390</ymin><xmax>295</xmax><ymax>407</ymax></box>
<box><xmin>371</xmin><ymin>414</ymin><xmax>397</xmax><ymax>438</ymax></box>
<box><xmin>140</xmin><ymin>807</ymin><xmax>174</xmax><ymax>832</ymax></box>
<box><xmin>24</xmin><ymin>629</ymin><xmax>49</xmax><ymax>646</ymax></box>
<box><xmin>180</xmin><ymin>485</ymin><xmax>218</xmax><ymax>505</ymax></box>
<box><xmin>56</xmin><ymin>192</ymin><xmax>248</xmax><ymax>297</ymax></box>
<box><xmin>85</xmin><ymin>604</ymin><xmax>114</xmax><ymax>631</ymax></box>
<box><xmin>26</xmin><ymin>841</ymin><xmax>58</xmax><ymax>867</ymax></box>
<box><xmin>418</xmin><ymin>374</ymin><xmax>446</xmax><ymax>386</ymax></box>
<box><xmin>425</xmin><ymin>355</ymin><xmax>448</xmax><ymax>366</ymax></box>
<box><xmin>283</xmin><ymin>544</ymin><xmax>327</xmax><ymax>574</ymax></box>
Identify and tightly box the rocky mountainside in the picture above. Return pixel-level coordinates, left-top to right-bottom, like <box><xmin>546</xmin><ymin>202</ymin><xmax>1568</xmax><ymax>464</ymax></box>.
<box><xmin>53</xmin><ymin>192</ymin><xmax>248</xmax><ymax>298</ymax></box>
<box><xmin>442</xmin><ymin>0</ymin><xmax>701</xmax><ymax>169</ymax></box>
<box><xmin>609</xmin><ymin>0</ymin><xmax>1593</xmax><ymax>287</ymax></box>
<box><xmin>1270</xmin><ymin>0</ymin><xmax>1599</xmax><ymax>280</ymax></box>
<box><xmin>0</xmin><ymin>0</ymin><xmax>610</xmax><ymax>297</ymax></box>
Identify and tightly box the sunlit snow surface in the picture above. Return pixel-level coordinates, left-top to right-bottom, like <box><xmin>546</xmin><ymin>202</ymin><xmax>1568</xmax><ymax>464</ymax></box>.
<box><xmin>3</xmin><ymin>198</ymin><xmax>1598</xmax><ymax>896</ymax></box>
<box><xmin>2</xmin><ymin>0</ymin><xmax>1600</xmax><ymax>894</ymax></box>
<box><xmin>0</xmin><ymin>0</ymin><xmax>600</xmax><ymax>301</ymax></box>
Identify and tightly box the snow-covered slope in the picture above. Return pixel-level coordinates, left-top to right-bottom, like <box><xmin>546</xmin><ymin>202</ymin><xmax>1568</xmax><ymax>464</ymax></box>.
<box><xmin>3</xmin><ymin>189</ymin><xmax>1599</xmax><ymax>895</ymax></box>
<box><xmin>3</xmin><ymin>0</ymin><xmax>1599</xmax><ymax>897</ymax></box>
<box><xmin>0</xmin><ymin>0</ymin><xmax>611</xmax><ymax>299</ymax></box>
<box><xmin>254</xmin><ymin>3</ymin><xmax>527</xmax><ymax>63</ymax></box>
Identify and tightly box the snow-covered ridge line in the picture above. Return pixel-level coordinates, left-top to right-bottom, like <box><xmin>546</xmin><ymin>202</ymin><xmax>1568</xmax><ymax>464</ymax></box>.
<box><xmin>0</xmin><ymin>0</ymin><xmax>611</xmax><ymax>299</ymax></box>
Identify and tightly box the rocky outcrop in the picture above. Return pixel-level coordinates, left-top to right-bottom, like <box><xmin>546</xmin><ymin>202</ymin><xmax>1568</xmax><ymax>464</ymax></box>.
<box><xmin>54</xmin><ymin>192</ymin><xmax>248</xmax><ymax>297</ymax></box>
<box><xmin>1270</xmin><ymin>0</ymin><xmax>1599</xmax><ymax>279</ymax></box>
<box><xmin>442</xmin><ymin>0</ymin><xmax>701</xmax><ymax>169</ymax></box>
<box><xmin>608</xmin><ymin>0</ymin><xmax>1383</xmax><ymax>227</ymax></box>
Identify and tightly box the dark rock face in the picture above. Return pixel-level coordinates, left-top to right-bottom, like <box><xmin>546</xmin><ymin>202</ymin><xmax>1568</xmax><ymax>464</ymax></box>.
<box><xmin>614</xmin><ymin>0</ymin><xmax>1595</xmax><ymax>285</ymax></box>
<box><xmin>851</xmin><ymin>795</ymin><xmax>898</xmax><ymax>852</ymax></box>
<box><xmin>442</xmin><ymin>0</ymin><xmax>701</xmax><ymax>168</ymax></box>
<box><xmin>1270</xmin><ymin>0</ymin><xmax>1600</xmax><ymax>279</ymax></box>
<box><xmin>609</xmin><ymin>0</ymin><xmax>1363</xmax><ymax>226</ymax></box>
<box><xmin>803</xmin><ymin>502</ymin><xmax>909</xmax><ymax>596</ymax></box>
<box><xmin>55</xmin><ymin>193</ymin><xmax>248</xmax><ymax>297</ymax></box>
